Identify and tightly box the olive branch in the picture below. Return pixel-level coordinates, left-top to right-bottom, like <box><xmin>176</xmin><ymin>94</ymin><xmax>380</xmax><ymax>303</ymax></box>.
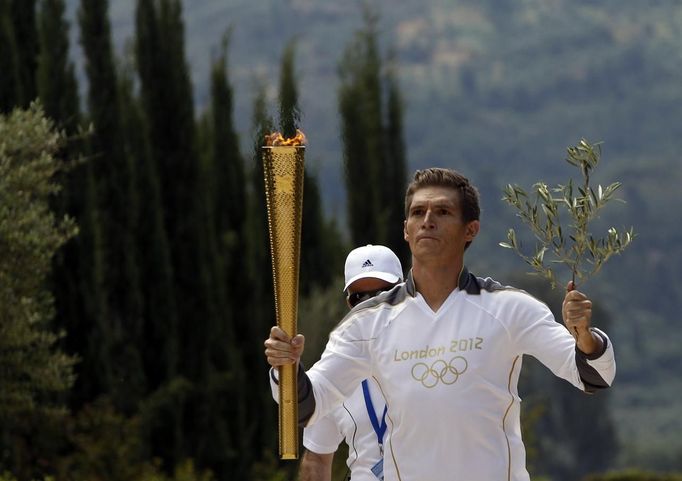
<box><xmin>500</xmin><ymin>139</ymin><xmax>635</xmax><ymax>288</ymax></box>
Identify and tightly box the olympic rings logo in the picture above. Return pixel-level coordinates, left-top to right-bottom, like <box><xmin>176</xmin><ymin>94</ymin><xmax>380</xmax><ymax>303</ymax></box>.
<box><xmin>411</xmin><ymin>356</ymin><xmax>468</xmax><ymax>388</ymax></box>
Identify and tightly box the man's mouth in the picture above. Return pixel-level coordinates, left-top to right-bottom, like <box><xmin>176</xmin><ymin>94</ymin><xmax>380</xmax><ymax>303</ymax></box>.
<box><xmin>417</xmin><ymin>235</ymin><xmax>438</xmax><ymax>242</ymax></box>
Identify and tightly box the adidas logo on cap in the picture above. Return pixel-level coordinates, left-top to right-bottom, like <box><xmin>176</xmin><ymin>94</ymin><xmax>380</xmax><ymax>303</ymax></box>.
<box><xmin>361</xmin><ymin>259</ymin><xmax>374</xmax><ymax>268</ymax></box>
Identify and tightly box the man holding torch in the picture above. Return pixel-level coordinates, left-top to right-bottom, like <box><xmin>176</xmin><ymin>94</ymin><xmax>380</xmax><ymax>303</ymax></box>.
<box><xmin>265</xmin><ymin>168</ymin><xmax>616</xmax><ymax>481</ymax></box>
<box><xmin>270</xmin><ymin>244</ymin><xmax>403</xmax><ymax>481</ymax></box>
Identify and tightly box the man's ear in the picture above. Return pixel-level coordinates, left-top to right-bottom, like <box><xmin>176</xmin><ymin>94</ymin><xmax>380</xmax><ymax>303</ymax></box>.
<box><xmin>403</xmin><ymin>219</ymin><xmax>409</xmax><ymax>241</ymax></box>
<box><xmin>466</xmin><ymin>220</ymin><xmax>480</xmax><ymax>242</ymax></box>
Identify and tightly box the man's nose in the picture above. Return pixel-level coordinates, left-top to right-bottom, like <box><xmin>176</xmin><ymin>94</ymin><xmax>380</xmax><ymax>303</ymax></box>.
<box><xmin>422</xmin><ymin>209</ymin><xmax>436</xmax><ymax>228</ymax></box>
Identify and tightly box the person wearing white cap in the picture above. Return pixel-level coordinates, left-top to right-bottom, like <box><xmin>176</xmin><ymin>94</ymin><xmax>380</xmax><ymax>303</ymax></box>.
<box><xmin>305</xmin><ymin>245</ymin><xmax>402</xmax><ymax>481</ymax></box>
<box><xmin>341</xmin><ymin>244</ymin><xmax>404</xmax><ymax>310</ymax></box>
<box><xmin>265</xmin><ymin>168</ymin><xmax>616</xmax><ymax>481</ymax></box>
<box><xmin>271</xmin><ymin>245</ymin><xmax>403</xmax><ymax>481</ymax></box>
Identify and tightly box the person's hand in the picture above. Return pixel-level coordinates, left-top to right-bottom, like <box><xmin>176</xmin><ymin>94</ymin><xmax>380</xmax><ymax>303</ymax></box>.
<box><xmin>264</xmin><ymin>326</ymin><xmax>305</xmax><ymax>367</ymax></box>
<box><xmin>562</xmin><ymin>281</ymin><xmax>601</xmax><ymax>354</ymax></box>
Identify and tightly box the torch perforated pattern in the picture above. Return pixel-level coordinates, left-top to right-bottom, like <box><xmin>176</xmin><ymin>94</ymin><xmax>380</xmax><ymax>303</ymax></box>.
<box><xmin>262</xmin><ymin>146</ymin><xmax>305</xmax><ymax>460</ymax></box>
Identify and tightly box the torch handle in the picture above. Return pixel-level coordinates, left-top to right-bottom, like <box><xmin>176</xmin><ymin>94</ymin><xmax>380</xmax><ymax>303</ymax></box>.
<box><xmin>278</xmin><ymin>364</ymin><xmax>298</xmax><ymax>459</ymax></box>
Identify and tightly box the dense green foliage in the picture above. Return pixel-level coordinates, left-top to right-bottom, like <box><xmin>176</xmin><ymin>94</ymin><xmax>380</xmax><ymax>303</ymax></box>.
<box><xmin>2</xmin><ymin>1</ymin><xmax>346</xmax><ymax>479</ymax></box>
<box><xmin>0</xmin><ymin>104</ymin><xmax>77</xmax><ymax>478</ymax></box>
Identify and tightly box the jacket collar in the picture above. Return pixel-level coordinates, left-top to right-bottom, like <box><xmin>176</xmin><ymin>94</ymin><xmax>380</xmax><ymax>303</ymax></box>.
<box><xmin>405</xmin><ymin>265</ymin><xmax>473</xmax><ymax>297</ymax></box>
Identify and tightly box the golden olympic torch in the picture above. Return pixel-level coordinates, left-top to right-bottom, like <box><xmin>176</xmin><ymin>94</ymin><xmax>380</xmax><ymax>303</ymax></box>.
<box><xmin>262</xmin><ymin>129</ymin><xmax>306</xmax><ymax>460</ymax></box>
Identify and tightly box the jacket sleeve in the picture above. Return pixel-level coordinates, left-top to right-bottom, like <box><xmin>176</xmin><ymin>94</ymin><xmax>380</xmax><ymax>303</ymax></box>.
<box><xmin>305</xmin><ymin>315</ymin><xmax>374</xmax><ymax>426</ymax></box>
<box><xmin>506</xmin><ymin>290</ymin><xmax>616</xmax><ymax>393</ymax></box>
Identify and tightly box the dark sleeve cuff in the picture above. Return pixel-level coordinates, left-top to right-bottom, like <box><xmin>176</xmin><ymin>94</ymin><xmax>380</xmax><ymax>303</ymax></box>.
<box><xmin>575</xmin><ymin>329</ymin><xmax>610</xmax><ymax>393</ymax></box>
<box><xmin>270</xmin><ymin>364</ymin><xmax>316</xmax><ymax>426</ymax></box>
<box><xmin>297</xmin><ymin>363</ymin><xmax>316</xmax><ymax>427</ymax></box>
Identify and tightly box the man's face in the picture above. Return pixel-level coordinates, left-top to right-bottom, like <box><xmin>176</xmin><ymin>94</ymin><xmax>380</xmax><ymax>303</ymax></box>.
<box><xmin>346</xmin><ymin>277</ymin><xmax>396</xmax><ymax>309</ymax></box>
<box><xmin>403</xmin><ymin>186</ymin><xmax>479</xmax><ymax>262</ymax></box>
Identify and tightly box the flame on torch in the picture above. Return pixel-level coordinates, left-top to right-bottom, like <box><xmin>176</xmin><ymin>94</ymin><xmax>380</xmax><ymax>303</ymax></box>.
<box><xmin>264</xmin><ymin>129</ymin><xmax>307</xmax><ymax>147</ymax></box>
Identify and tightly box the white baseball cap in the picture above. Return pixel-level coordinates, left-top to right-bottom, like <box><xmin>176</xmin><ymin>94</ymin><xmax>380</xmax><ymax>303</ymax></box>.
<box><xmin>343</xmin><ymin>244</ymin><xmax>403</xmax><ymax>292</ymax></box>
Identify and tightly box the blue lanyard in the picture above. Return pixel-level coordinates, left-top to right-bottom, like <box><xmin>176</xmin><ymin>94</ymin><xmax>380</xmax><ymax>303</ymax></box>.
<box><xmin>361</xmin><ymin>380</ymin><xmax>387</xmax><ymax>448</ymax></box>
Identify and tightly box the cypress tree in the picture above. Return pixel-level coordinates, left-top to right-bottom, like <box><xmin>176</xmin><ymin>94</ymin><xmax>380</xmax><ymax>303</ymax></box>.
<box><xmin>135</xmin><ymin>0</ymin><xmax>228</xmax><ymax>473</ymax></box>
<box><xmin>338</xmin><ymin>9</ymin><xmax>385</xmax><ymax>247</ymax></box>
<box><xmin>134</xmin><ymin>0</ymin><xmax>189</xmax><ymax>469</ymax></box>
<box><xmin>135</xmin><ymin>0</ymin><xmax>202</xmax><ymax>374</ymax></box>
<box><xmin>187</xmin><ymin>31</ymin><xmax>252</xmax><ymax>478</ymax></box>
<box><xmin>0</xmin><ymin>0</ymin><xmax>20</xmax><ymax>112</ymax></box>
<box><xmin>36</xmin><ymin>0</ymin><xmax>87</xmax><ymax>416</ymax></box>
<box><xmin>208</xmin><ymin>32</ymin><xmax>246</xmax><ymax>331</ymax></box>
<box><xmin>358</xmin><ymin>9</ymin><xmax>386</xmax><ymax>238</ymax></box>
<box><xmin>118</xmin><ymin>54</ymin><xmax>185</xmax><ymax>467</ymax></box>
<box><xmin>67</xmin><ymin>140</ymin><xmax>109</xmax><ymax>409</ymax></box>
<box><xmin>79</xmin><ymin>0</ymin><xmax>145</xmax><ymax>411</ymax></box>
<box><xmin>36</xmin><ymin>0</ymin><xmax>79</xmax><ymax>133</ymax></box>
<box><xmin>36</xmin><ymin>0</ymin><xmax>81</xmax><ymax>258</ymax></box>
<box><xmin>338</xmin><ymin>9</ymin><xmax>410</xmax><ymax>260</ymax></box>
<box><xmin>9</xmin><ymin>0</ymin><xmax>38</xmax><ymax>107</ymax></box>
<box><xmin>338</xmin><ymin>66</ymin><xmax>370</xmax><ymax>242</ymax></box>
<box><xmin>135</xmin><ymin>0</ymin><xmax>200</xmax><ymax>244</ymax></box>
<box><xmin>118</xmin><ymin>58</ymin><xmax>178</xmax><ymax>390</ymax></box>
